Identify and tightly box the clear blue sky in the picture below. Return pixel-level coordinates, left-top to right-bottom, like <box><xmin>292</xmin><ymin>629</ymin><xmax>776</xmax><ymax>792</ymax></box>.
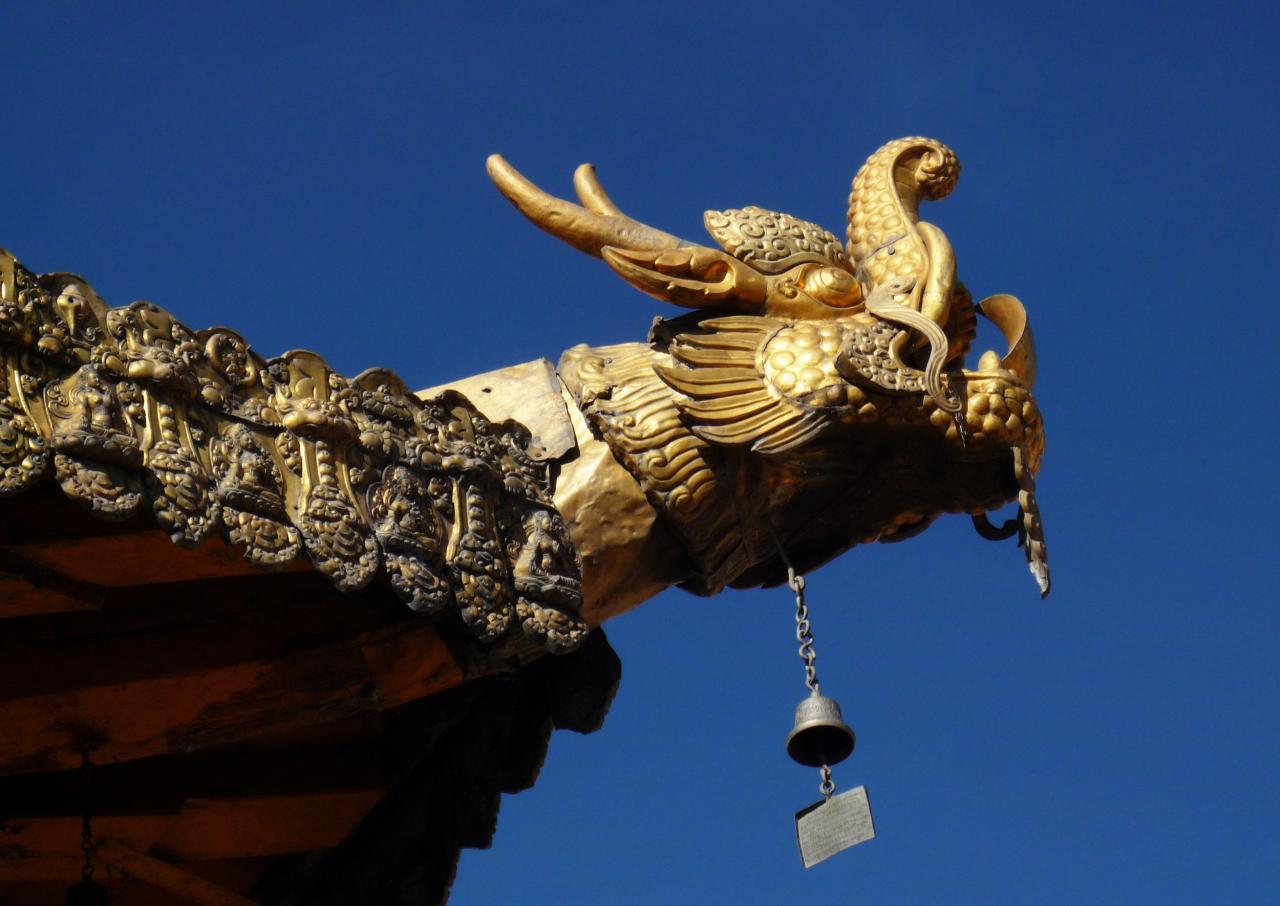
<box><xmin>3</xmin><ymin>3</ymin><xmax>1277</xmax><ymax>903</ymax></box>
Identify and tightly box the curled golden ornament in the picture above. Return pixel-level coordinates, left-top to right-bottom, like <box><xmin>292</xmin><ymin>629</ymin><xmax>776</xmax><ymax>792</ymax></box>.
<box><xmin>975</xmin><ymin>294</ymin><xmax>1037</xmax><ymax>389</ymax></box>
<box><xmin>846</xmin><ymin>137</ymin><xmax>960</xmax><ymax>328</ymax></box>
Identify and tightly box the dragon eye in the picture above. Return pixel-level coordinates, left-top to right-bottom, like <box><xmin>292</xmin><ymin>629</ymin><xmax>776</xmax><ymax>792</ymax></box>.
<box><xmin>802</xmin><ymin>266</ymin><xmax>864</xmax><ymax>309</ymax></box>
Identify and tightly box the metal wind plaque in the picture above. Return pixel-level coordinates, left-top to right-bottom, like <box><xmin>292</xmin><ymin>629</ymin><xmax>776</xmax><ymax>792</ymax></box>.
<box><xmin>795</xmin><ymin>785</ymin><xmax>875</xmax><ymax>868</ymax></box>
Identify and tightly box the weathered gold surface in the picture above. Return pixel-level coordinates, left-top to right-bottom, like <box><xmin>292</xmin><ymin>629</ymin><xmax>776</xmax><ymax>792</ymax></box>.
<box><xmin>418</xmin><ymin>359</ymin><xmax>684</xmax><ymax>625</ymax></box>
<box><xmin>491</xmin><ymin>136</ymin><xmax>1049</xmax><ymax>598</ymax></box>
<box><xmin>552</xmin><ymin>383</ymin><xmax>689</xmax><ymax>625</ymax></box>
<box><xmin>417</xmin><ymin>359</ymin><xmax>577</xmax><ymax>461</ymax></box>
<box><xmin>0</xmin><ymin>252</ymin><xmax>588</xmax><ymax>651</ymax></box>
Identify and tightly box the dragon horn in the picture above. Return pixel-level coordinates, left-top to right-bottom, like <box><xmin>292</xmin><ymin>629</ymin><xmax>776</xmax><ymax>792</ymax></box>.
<box><xmin>572</xmin><ymin>163</ymin><xmax>623</xmax><ymax>216</ymax></box>
<box><xmin>487</xmin><ymin>155</ymin><xmax>684</xmax><ymax>258</ymax></box>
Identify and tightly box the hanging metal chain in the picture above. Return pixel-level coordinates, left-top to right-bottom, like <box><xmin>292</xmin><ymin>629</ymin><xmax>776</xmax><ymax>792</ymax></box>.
<box><xmin>788</xmin><ymin>567</ymin><xmax>820</xmax><ymax>695</ymax></box>
<box><xmin>80</xmin><ymin>813</ymin><xmax>95</xmax><ymax>882</ymax></box>
<box><xmin>820</xmin><ymin>765</ymin><xmax>836</xmax><ymax>800</ymax></box>
<box><xmin>769</xmin><ymin>522</ymin><xmax>823</xmax><ymax>695</ymax></box>
<box><xmin>78</xmin><ymin>748</ymin><xmax>96</xmax><ymax>883</ymax></box>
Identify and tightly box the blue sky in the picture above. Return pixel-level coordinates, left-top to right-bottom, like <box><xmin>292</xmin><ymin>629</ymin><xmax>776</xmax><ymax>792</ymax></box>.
<box><xmin>3</xmin><ymin>3</ymin><xmax>1278</xmax><ymax>903</ymax></box>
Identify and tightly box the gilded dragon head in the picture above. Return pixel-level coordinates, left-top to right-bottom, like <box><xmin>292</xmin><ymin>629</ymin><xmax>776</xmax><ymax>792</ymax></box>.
<box><xmin>489</xmin><ymin>137</ymin><xmax>1048</xmax><ymax>599</ymax></box>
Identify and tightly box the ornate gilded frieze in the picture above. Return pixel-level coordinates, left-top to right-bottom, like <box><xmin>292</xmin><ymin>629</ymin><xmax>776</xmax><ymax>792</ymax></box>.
<box><xmin>0</xmin><ymin>249</ymin><xmax>586</xmax><ymax>653</ymax></box>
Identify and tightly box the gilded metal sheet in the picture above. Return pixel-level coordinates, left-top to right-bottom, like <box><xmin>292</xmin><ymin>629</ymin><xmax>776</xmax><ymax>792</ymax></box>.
<box><xmin>417</xmin><ymin>358</ymin><xmax>576</xmax><ymax>462</ymax></box>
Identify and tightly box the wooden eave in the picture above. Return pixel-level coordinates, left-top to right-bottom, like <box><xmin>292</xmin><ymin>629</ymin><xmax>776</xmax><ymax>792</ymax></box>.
<box><xmin>0</xmin><ymin>485</ymin><xmax>619</xmax><ymax>904</ymax></box>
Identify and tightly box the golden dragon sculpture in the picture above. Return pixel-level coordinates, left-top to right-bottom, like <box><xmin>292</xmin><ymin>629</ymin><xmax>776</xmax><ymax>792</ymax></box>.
<box><xmin>0</xmin><ymin>137</ymin><xmax>1047</xmax><ymax>654</ymax></box>
<box><xmin>483</xmin><ymin>135</ymin><xmax>1048</xmax><ymax>619</ymax></box>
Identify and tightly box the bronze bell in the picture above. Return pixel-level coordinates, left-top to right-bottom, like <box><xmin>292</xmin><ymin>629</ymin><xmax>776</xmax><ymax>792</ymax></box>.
<box><xmin>786</xmin><ymin>691</ymin><xmax>856</xmax><ymax>768</ymax></box>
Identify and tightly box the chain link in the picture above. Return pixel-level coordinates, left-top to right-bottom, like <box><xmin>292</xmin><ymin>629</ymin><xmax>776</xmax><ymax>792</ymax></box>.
<box><xmin>80</xmin><ymin>813</ymin><xmax>94</xmax><ymax>881</ymax></box>
<box><xmin>78</xmin><ymin>749</ymin><xmax>95</xmax><ymax>882</ymax></box>
<box><xmin>820</xmin><ymin>765</ymin><xmax>836</xmax><ymax>800</ymax></box>
<box><xmin>788</xmin><ymin>567</ymin><xmax>820</xmax><ymax>694</ymax></box>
